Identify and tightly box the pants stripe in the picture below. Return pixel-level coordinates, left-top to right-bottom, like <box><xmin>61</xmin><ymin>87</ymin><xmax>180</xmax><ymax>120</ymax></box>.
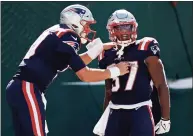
<box><xmin>147</xmin><ymin>106</ymin><xmax>155</xmax><ymax>136</ymax></box>
<box><xmin>22</xmin><ymin>81</ymin><xmax>44</xmax><ymax>136</ymax></box>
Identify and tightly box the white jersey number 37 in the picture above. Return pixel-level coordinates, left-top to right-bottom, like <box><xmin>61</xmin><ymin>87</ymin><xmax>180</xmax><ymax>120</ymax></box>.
<box><xmin>110</xmin><ymin>61</ymin><xmax>138</xmax><ymax>92</ymax></box>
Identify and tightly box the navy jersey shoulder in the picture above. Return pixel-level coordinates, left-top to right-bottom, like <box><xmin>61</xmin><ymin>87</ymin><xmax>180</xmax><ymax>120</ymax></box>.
<box><xmin>98</xmin><ymin>37</ymin><xmax>161</xmax><ymax>105</ymax></box>
<box><xmin>98</xmin><ymin>48</ymin><xmax>117</xmax><ymax>69</ymax></box>
<box><xmin>14</xmin><ymin>24</ymin><xmax>85</xmax><ymax>91</ymax></box>
<box><xmin>136</xmin><ymin>37</ymin><xmax>160</xmax><ymax>58</ymax></box>
<box><xmin>56</xmin><ymin>24</ymin><xmax>81</xmax><ymax>53</ymax></box>
<box><xmin>99</xmin><ymin>37</ymin><xmax>160</xmax><ymax>69</ymax></box>
<box><xmin>54</xmin><ymin>25</ymin><xmax>85</xmax><ymax>72</ymax></box>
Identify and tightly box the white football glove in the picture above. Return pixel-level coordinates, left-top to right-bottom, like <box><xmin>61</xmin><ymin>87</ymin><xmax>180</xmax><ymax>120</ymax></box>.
<box><xmin>86</xmin><ymin>38</ymin><xmax>103</xmax><ymax>60</ymax></box>
<box><xmin>86</xmin><ymin>38</ymin><xmax>103</xmax><ymax>49</ymax></box>
<box><xmin>155</xmin><ymin>118</ymin><xmax>171</xmax><ymax>134</ymax></box>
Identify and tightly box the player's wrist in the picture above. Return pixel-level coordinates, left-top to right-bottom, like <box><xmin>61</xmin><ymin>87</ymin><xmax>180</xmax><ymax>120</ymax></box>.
<box><xmin>161</xmin><ymin>117</ymin><xmax>170</xmax><ymax>121</ymax></box>
<box><xmin>107</xmin><ymin>67</ymin><xmax>120</xmax><ymax>78</ymax></box>
<box><xmin>161</xmin><ymin>112</ymin><xmax>170</xmax><ymax>121</ymax></box>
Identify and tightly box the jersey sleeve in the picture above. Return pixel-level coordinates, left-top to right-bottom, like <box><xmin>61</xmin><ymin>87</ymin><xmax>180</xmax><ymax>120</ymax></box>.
<box><xmin>56</xmin><ymin>38</ymin><xmax>86</xmax><ymax>72</ymax></box>
<box><xmin>144</xmin><ymin>38</ymin><xmax>160</xmax><ymax>59</ymax></box>
<box><xmin>55</xmin><ymin>30</ymin><xmax>85</xmax><ymax>72</ymax></box>
<box><xmin>68</xmin><ymin>49</ymin><xmax>86</xmax><ymax>72</ymax></box>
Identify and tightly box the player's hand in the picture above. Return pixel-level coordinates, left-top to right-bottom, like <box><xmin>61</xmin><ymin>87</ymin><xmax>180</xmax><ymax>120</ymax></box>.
<box><xmin>86</xmin><ymin>38</ymin><xmax>104</xmax><ymax>60</ymax></box>
<box><xmin>86</xmin><ymin>38</ymin><xmax>103</xmax><ymax>50</ymax></box>
<box><xmin>155</xmin><ymin>118</ymin><xmax>171</xmax><ymax>134</ymax></box>
<box><xmin>115</xmin><ymin>62</ymin><xmax>129</xmax><ymax>76</ymax></box>
<box><xmin>103</xmin><ymin>42</ymin><xmax>117</xmax><ymax>50</ymax></box>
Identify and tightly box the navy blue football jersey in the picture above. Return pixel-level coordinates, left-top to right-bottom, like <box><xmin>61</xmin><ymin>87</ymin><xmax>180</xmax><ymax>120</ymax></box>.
<box><xmin>99</xmin><ymin>37</ymin><xmax>160</xmax><ymax>105</ymax></box>
<box><xmin>14</xmin><ymin>24</ymin><xmax>86</xmax><ymax>92</ymax></box>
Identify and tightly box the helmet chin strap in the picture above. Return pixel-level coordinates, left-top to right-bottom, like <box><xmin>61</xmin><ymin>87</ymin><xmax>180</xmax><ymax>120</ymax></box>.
<box><xmin>81</xmin><ymin>38</ymin><xmax>88</xmax><ymax>44</ymax></box>
<box><xmin>116</xmin><ymin>45</ymin><xmax>125</xmax><ymax>58</ymax></box>
<box><xmin>116</xmin><ymin>39</ymin><xmax>135</xmax><ymax>58</ymax></box>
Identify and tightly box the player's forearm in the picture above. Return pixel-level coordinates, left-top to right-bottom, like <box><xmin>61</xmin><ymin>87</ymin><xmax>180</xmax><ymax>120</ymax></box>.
<box><xmin>156</xmin><ymin>84</ymin><xmax>170</xmax><ymax>120</ymax></box>
<box><xmin>103</xmin><ymin>92</ymin><xmax>111</xmax><ymax>110</ymax></box>
<box><xmin>79</xmin><ymin>52</ymin><xmax>93</xmax><ymax>65</ymax></box>
<box><xmin>81</xmin><ymin>68</ymin><xmax>111</xmax><ymax>82</ymax></box>
<box><xmin>103</xmin><ymin>80</ymin><xmax>112</xmax><ymax>110</ymax></box>
<box><xmin>76</xmin><ymin>62</ymin><xmax>128</xmax><ymax>82</ymax></box>
<box><xmin>80</xmin><ymin>38</ymin><xmax>105</xmax><ymax>65</ymax></box>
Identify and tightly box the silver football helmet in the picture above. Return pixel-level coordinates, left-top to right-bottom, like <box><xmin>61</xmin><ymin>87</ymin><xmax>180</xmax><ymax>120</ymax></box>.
<box><xmin>106</xmin><ymin>9</ymin><xmax>138</xmax><ymax>47</ymax></box>
<box><xmin>60</xmin><ymin>4</ymin><xmax>96</xmax><ymax>44</ymax></box>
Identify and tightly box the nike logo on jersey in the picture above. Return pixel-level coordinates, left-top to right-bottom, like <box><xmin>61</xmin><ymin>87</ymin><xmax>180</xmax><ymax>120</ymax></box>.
<box><xmin>71</xmin><ymin>35</ymin><xmax>77</xmax><ymax>41</ymax></box>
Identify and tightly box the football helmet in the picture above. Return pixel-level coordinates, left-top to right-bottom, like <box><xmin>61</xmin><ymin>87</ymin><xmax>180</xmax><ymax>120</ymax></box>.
<box><xmin>106</xmin><ymin>9</ymin><xmax>138</xmax><ymax>47</ymax></box>
<box><xmin>60</xmin><ymin>4</ymin><xmax>96</xmax><ymax>44</ymax></box>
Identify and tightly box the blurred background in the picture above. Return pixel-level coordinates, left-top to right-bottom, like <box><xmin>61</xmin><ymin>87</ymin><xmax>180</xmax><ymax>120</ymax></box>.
<box><xmin>1</xmin><ymin>1</ymin><xmax>193</xmax><ymax>136</ymax></box>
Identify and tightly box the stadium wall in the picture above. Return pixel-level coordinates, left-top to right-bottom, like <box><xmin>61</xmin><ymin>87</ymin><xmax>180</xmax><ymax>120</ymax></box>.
<box><xmin>1</xmin><ymin>2</ymin><xmax>193</xmax><ymax>136</ymax></box>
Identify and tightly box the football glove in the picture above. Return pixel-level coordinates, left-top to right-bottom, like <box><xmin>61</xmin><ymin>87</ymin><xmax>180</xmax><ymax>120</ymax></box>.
<box><xmin>86</xmin><ymin>38</ymin><xmax>103</xmax><ymax>59</ymax></box>
<box><xmin>155</xmin><ymin>118</ymin><xmax>171</xmax><ymax>134</ymax></box>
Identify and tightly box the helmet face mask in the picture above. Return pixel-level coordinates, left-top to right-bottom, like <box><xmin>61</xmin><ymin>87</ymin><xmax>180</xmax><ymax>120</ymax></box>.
<box><xmin>107</xmin><ymin>9</ymin><xmax>138</xmax><ymax>46</ymax></box>
<box><xmin>60</xmin><ymin>4</ymin><xmax>96</xmax><ymax>44</ymax></box>
<box><xmin>80</xmin><ymin>20</ymin><xmax>96</xmax><ymax>43</ymax></box>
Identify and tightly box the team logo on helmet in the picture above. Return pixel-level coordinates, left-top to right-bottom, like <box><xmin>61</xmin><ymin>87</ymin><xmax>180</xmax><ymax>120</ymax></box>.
<box><xmin>67</xmin><ymin>8</ymin><xmax>86</xmax><ymax>18</ymax></box>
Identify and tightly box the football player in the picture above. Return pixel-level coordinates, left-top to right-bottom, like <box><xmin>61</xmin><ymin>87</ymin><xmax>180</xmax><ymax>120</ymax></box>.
<box><xmin>5</xmin><ymin>5</ymin><xmax>129</xmax><ymax>136</ymax></box>
<box><xmin>95</xmin><ymin>9</ymin><xmax>171</xmax><ymax>136</ymax></box>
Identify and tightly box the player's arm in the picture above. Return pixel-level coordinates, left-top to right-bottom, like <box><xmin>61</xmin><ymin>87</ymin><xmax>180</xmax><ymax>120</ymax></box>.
<box><xmin>79</xmin><ymin>53</ymin><xmax>92</xmax><ymax>65</ymax></box>
<box><xmin>58</xmin><ymin>31</ymin><xmax>126</xmax><ymax>81</ymax></box>
<box><xmin>146</xmin><ymin>56</ymin><xmax>170</xmax><ymax>120</ymax></box>
<box><xmin>103</xmin><ymin>79</ymin><xmax>112</xmax><ymax>110</ymax></box>
<box><xmin>144</xmin><ymin>38</ymin><xmax>170</xmax><ymax>120</ymax></box>
<box><xmin>97</xmin><ymin>50</ymin><xmax>113</xmax><ymax>110</ymax></box>
<box><xmin>144</xmin><ymin>38</ymin><xmax>170</xmax><ymax>134</ymax></box>
<box><xmin>76</xmin><ymin>63</ymin><xmax>128</xmax><ymax>82</ymax></box>
<box><xmin>146</xmin><ymin>56</ymin><xmax>171</xmax><ymax>134</ymax></box>
<box><xmin>67</xmin><ymin>43</ymin><xmax>129</xmax><ymax>82</ymax></box>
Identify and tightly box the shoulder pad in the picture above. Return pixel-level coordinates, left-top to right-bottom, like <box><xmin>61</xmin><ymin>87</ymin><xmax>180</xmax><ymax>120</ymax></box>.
<box><xmin>137</xmin><ymin>37</ymin><xmax>158</xmax><ymax>51</ymax></box>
